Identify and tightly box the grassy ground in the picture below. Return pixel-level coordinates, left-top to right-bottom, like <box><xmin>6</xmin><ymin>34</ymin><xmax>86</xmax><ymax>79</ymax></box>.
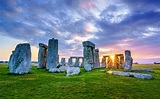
<box><xmin>0</xmin><ymin>64</ymin><xmax>160</xmax><ymax>99</ymax></box>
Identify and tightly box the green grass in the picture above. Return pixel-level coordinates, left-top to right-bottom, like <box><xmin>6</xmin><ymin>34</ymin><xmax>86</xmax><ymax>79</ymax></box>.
<box><xmin>0</xmin><ymin>64</ymin><xmax>160</xmax><ymax>99</ymax></box>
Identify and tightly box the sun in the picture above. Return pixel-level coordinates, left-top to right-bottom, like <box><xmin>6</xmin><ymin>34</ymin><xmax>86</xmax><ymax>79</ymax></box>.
<box><xmin>110</xmin><ymin>56</ymin><xmax>114</xmax><ymax>61</ymax></box>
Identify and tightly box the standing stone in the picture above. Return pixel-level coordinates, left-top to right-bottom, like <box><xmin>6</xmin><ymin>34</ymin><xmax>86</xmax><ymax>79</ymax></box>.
<box><xmin>80</xmin><ymin>57</ymin><xmax>84</xmax><ymax>67</ymax></box>
<box><xmin>120</xmin><ymin>55</ymin><xmax>124</xmax><ymax>68</ymax></box>
<box><xmin>8</xmin><ymin>43</ymin><xmax>31</xmax><ymax>74</ymax></box>
<box><xmin>93</xmin><ymin>49</ymin><xmax>100</xmax><ymax>68</ymax></box>
<box><xmin>73</xmin><ymin>57</ymin><xmax>79</xmax><ymax>67</ymax></box>
<box><xmin>107</xmin><ymin>56</ymin><xmax>113</xmax><ymax>68</ymax></box>
<box><xmin>68</xmin><ymin>57</ymin><xmax>72</xmax><ymax>65</ymax></box>
<box><xmin>46</xmin><ymin>38</ymin><xmax>58</xmax><ymax>70</ymax></box>
<box><xmin>123</xmin><ymin>50</ymin><xmax>133</xmax><ymax>71</ymax></box>
<box><xmin>114</xmin><ymin>54</ymin><xmax>124</xmax><ymax>68</ymax></box>
<box><xmin>61</xmin><ymin>58</ymin><xmax>66</xmax><ymax>66</ymax></box>
<box><xmin>101</xmin><ymin>56</ymin><xmax>106</xmax><ymax>68</ymax></box>
<box><xmin>114</xmin><ymin>54</ymin><xmax>119</xmax><ymax>68</ymax></box>
<box><xmin>55</xmin><ymin>40</ymin><xmax>59</xmax><ymax>64</ymax></box>
<box><xmin>38</xmin><ymin>43</ymin><xmax>48</xmax><ymax>69</ymax></box>
<box><xmin>57</xmin><ymin>54</ymin><xmax>59</xmax><ymax>64</ymax></box>
<box><xmin>83</xmin><ymin>41</ymin><xmax>95</xmax><ymax>71</ymax></box>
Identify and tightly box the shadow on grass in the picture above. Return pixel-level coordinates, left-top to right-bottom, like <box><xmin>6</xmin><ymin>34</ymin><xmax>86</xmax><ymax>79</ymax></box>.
<box><xmin>7</xmin><ymin>72</ymin><xmax>33</xmax><ymax>76</ymax></box>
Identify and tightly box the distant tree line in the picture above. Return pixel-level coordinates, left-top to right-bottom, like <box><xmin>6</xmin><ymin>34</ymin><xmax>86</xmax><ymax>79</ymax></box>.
<box><xmin>154</xmin><ymin>62</ymin><xmax>160</xmax><ymax>64</ymax></box>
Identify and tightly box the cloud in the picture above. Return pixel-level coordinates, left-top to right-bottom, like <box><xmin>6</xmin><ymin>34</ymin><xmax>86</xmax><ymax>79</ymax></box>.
<box><xmin>0</xmin><ymin>0</ymin><xmax>160</xmax><ymax>63</ymax></box>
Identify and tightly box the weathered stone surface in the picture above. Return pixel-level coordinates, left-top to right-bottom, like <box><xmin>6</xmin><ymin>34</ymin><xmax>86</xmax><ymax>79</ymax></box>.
<box><xmin>56</xmin><ymin>63</ymin><xmax>62</xmax><ymax>68</ymax></box>
<box><xmin>93</xmin><ymin>49</ymin><xmax>100</xmax><ymax>68</ymax></box>
<box><xmin>101</xmin><ymin>57</ymin><xmax>106</xmax><ymax>68</ymax></box>
<box><xmin>102</xmin><ymin>55</ymin><xmax>113</xmax><ymax>68</ymax></box>
<box><xmin>69</xmin><ymin>57</ymin><xmax>84</xmax><ymax>67</ymax></box>
<box><xmin>107</xmin><ymin>71</ymin><xmax>152</xmax><ymax>79</ymax></box>
<box><xmin>66</xmin><ymin>67</ymin><xmax>80</xmax><ymax>76</ymax></box>
<box><xmin>114</xmin><ymin>54</ymin><xmax>124</xmax><ymax>69</ymax></box>
<box><xmin>59</xmin><ymin>66</ymin><xmax>68</xmax><ymax>72</ymax></box>
<box><xmin>61</xmin><ymin>58</ymin><xmax>66</xmax><ymax>66</ymax></box>
<box><xmin>8</xmin><ymin>43</ymin><xmax>31</xmax><ymax>74</ymax></box>
<box><xmin>73</xmin><ymin>57</ymin><xmax>79</xmax><ymax>67</ymax></box>
<box><xmin>83</xmin><ymin>41</ymin><xmax>95</xmax><ymax>71</ymax></box>
<box><xmin>80</xmin><ymin>57</ymin><xmax>84</xmax><ymax>67</ymax></box>
<box><xmin>125</xmin><ymin>50</ymin><xmax>131</xmax><ymax>56</ymax></box>
<box><xmin>132</xmin><ymin>68</ymin><xmax>154</xmax><ymax>72</ymax></box>
<box><xmin>68</xmin><ymin>58</ymin><xmax>72</xmax><ymax>65</ymax></box>
<box><xmin>83</xmin><ymin>41</ymin><xmax>95</xmax><ymax>48</ymax></box>
<box><xmin>49</xmin><ymin>66</ymin><xmax>68</xmax><ymax>73</ymax></box>
<box><xmin>38</xmin><ymin>43</ymin><xmax>48</xmax><ymax>69</ymax></box>
<box><xmin>84</xmin><ymin>64</ymin><xmax>92</xmax><ymax>71</ymax></box>
<box><xmin>49</xmin><ymin>68</ymin><xmax>60</xmax><ymax>73</ymax></box>
<box><xmin>123</xmin><ymin>50</ymin><xmax>133</xmax><ymax>71</ymax></box>
<box><xmin>46</xmin><ymin>38</ymin><xmax>58</xmax><ymax>70</ymax></box>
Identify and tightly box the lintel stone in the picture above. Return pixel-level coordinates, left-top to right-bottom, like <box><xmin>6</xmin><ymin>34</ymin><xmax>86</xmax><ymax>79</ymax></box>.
<box><xmin>83</xmin><ymin>41</ymin><xmax>95</xmax><ymax>48</ymax></box>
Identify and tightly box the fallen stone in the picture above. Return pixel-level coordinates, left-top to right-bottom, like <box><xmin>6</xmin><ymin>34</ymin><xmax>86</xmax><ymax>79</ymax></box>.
<box><xmin>8</xmin><ymin>43</ymin><xmax>31</xmax><ymax>74</ymax></box>
<box><xmin>49</xmin><ymin>68</ymin><xmax>60</xmax><ymax>73</ymax></box>
<box><xmin>59</xmin><ymin>66</ymin><xmax>68</xmax><ymax>72</ymax></box>
<box><xmin>107</xmin><ymin>71</ymin><xmax>152</xmax><ymax>79</ymax></box>
<box><xmin>100</xmin><ymin>70</ymin><xmax>105</xmax><ymax>72</ymax></box>
<box><xmin>132</xmin><ymin>68</ymin><xmax>154</xmax><ymax>72</ymax></box>
<box><xmin>66</xmin><ymin>67</ymin><xmax>80</xmax><ymax>76</ymax></box>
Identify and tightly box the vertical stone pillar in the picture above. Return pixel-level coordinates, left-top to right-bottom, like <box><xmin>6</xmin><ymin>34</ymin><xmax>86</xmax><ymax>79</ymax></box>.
<box><xmin>73</xmin><ymin>57</ymin><xmax>79</xmax><ymax>67</ymax></box>
<box><xmin>38</xmin><ymin>43</ymin><xmax>48</xmax><ymax>69</ymax></box>
<box><xmin>8</xmin><ymin>43</ymin><xmax>31</xmax><ymax>74</ymax></box>
<box><xmin>101</xmin><ymin>56</ymin><xmax>106</xmax><ymax>68</ymax></box>
<box><xmin>46</xmin><ymin>38</ymin><xmax>58</xmax><ymax>70</ymax></box>
<box><xmin>53</xmin><ymin>39</ymin><xmax>59</xmax><ymax>65</ymax></box>
<box><xmin>120</xmin><ymin>54</ymin><xmax>124</xmax><ymax>68</ymax></box>
<box><xmin>93</xmin><ymin>49</ymin><xmax>100</xmax><ymax>68</ymax></box>
<box><xmin>68</xmin><ymin>57</ymin><xmax>72</xmax><ymax>66</ymax></box>
<box><xmin>114</xmin><ymin>54</ymin><xmax>119</xmax><ymax>68</ymax></box>
<box><xmin>57</xmin><ymin>54</ymin><xmax>59</xmax><ymax>65</ymax></box>
<box><xmin>83</xmin><ymin>41</ymin><xmax>95</xmax><ymax>71</ymax></box>
<box><xmin>107</xmin><ymin>56</ymin><xmax>113</xmax><ymax>68</ymax></box>
<box><xmin>80</xmin><ymin>57</ymin><xmax>84</xmax><ymax>67</ymax></box>
<box><xmin>61</xmin><ymin>58</ymin><xmax>66</xmax><ymax>66</ymax></box>
<box><xmin>123</xmin><ymin>50</ymin><xmax>133</xmax><ymax>71</ymax></box>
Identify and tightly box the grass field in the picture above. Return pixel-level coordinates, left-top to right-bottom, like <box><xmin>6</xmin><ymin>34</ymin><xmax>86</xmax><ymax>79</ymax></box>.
<box><xmin>0</xmin><ymin>64</ymin><xmax>160</xmax><ymax>99</ymax></box>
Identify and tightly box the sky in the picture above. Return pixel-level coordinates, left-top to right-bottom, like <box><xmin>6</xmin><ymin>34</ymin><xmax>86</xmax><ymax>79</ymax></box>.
<box><xmin>0</xmin><ymin>0</ymin><xmax>160</xmax><ymax>64</ymax></box>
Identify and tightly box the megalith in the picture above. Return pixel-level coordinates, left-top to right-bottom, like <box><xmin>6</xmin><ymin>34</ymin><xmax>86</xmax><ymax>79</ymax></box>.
<box><xmin>83</xmin><ymin>41</ymin><xmax>95</xmax><ymax>71</ymax></box>
<box><xmin>93</xmin><ymin>49</ymin><xmax>100</xmax><ymax>68</ymax></box>
<box><xmin>8</xmin><ymin>43</ymin><xmax>31</xmax><ymax>74</ymax></box>
<box><xmin>80</xmin><ymin>57</ymin><xmax>84</xmax><ymax>67</ymax></box>
<box><xmin>101</xmin><ymin>56</ymin><xmax>106</xmax><ymax>68</ymax></box>
<box><xmin>114</xmin><ymin>54</ymin><xmax>124</xmax><ymax>69</ymax></box>
<box><xmin>38</xmin><ymin>43</ymin><xmax>48</xmax><ymax>69</ymax></box>
<box><xmin>123</xmin><ymin>50</ymin><xmax>133</xmax><ymax>71</ymax></box>
<box><xmin>68</xmin><ymin>57</ymin><xmax>72</xmax><ymax>65</ymax></box>
<box><xmin>73</xmin><ymin>57</ymin><xmax>80</xmax><ymax>67</ymax></box>
<box><xmin>46</xmin><ymin>38</ymin><xmax>58</xmax><ymax>70</ymax></box>
<box><xmin>61</xmin><ymin>58</ymin><xmax>66</xmax><ymax>66</ymax></box>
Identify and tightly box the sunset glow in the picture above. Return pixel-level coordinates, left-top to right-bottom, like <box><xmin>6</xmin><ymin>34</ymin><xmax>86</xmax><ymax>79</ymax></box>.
<box><xmin>110</xmin><ymin>56</ymin><xmax>114</xmax><ymax>62</ymax></box>
<box><xmin>0</xmin><ymin>0</ymin><xmax>160</xmax><ymax>64</ymax></box>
